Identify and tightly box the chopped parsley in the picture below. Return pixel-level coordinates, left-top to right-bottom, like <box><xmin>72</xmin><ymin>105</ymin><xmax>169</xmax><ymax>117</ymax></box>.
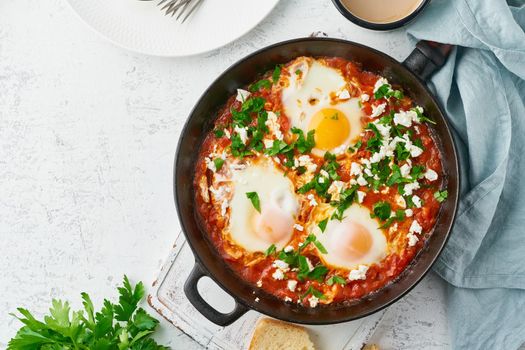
<box><xmin>291</xmin><ymin>127</ymin><xmax>316</xmax><ymax>153</ymax></box>
<box><xmin>249</xmin><ymin>79</ymin><xmax>271</xmax><ymax>92</ymax></box>
<box><xmin>213</xmin><ymin>158</ymin><xmax>224</xmax><ymax>171</ymax></box>
<box><xmin>300</xmin><ymin>286</ymin><xmax>326</xmax><ymax>299</ymax></box>
<box><xmin>318</xmin><ymin>218</ymin><xmax>328</xmax><ymax>232</ymax></box>
<box><xmin>272</xmin><ymin>64</ymin><xmax>282</xmax><ymax>83</ymax></box>
<box><xmin>327</xmin><ymin>275</ymin><xmax>347</xmax><ymax>286</ymax></box>
<box><xmin>246</xmin><ymin>192</ymin><xmax>261</xmax><ymax>212</ymax></box>
<box><xmin>379</xmin><ymin>209</ymin><xmax>405</xmax><ymax>229</ymax></box>
<box><xmin>265</xmin><ymin>244</ymin><xmax>276</xmax><ymax>257</ymax></box>
<box><xmin>372</xmin><ymin>201</ymin><xmax>391</xmax><ymax>221</ymax></box>
<box><xmin>214</xmin><ymin>128</ymin><xmax>225</xmax><ymax>138</ymax></box>
<box><xmin>434</xmin><ymin>190</ymin><xmax>448</xmax><ymax>202</ymax></box>
<box><xmin>374</xmin><ymin>84</ymin><xmax>404</xmax><ymax>100</ymax></box>
<box><xmin>331</xmin><ymin>185</ymin><xmax>359</xmax><ymax>221</ymax></box>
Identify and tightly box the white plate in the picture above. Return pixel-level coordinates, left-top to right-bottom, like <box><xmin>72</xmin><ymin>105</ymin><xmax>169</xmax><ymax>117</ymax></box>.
<box><xmin>67</xmin><ymin>0</ymin><xmax>280</xmax><ymax>57</ymax></box>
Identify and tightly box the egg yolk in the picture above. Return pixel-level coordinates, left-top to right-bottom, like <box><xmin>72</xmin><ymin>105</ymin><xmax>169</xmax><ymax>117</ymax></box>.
<box><xmin>329</xmin><ymin>221</ymin><xmax>373</xmax><ymax>261</ymax></box>
<box><xmin>308</xmin><ymin>108</ymin><xmax>350</xmax><ymax>150</ymax></box>
<box><xmin>252</xmin><ymin>205</ymin><xmax>294</xmax><ymax>244</ymax></box>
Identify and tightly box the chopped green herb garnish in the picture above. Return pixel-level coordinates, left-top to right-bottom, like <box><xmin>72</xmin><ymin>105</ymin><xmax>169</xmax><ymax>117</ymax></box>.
<box><xmin>246</xmin><ymin>192</ymin><xmax>261</xmax><ymax>212</ymax></box>
<box><xmin>327</xmin><ymin>275</ymin><xmax>347</xmax><ymax>286</ymax></box>
<box><xmin>300</xmin><ymin>286</ymin><xmax>326</xmax><ymax>299</ymax></box>
<box><xmin>291</xmin><ymin>127</ymin><xmax>316</xmax><ymax>153</ymax></box>
<box><xmin>230</xmin><ymin>133</ymin><xmax>251</xmax><ymax>158</ymax></box>
<box><xmin>374</xmin><ymin>84</ymin><xmax>404</xmax><ymax>100</ymax></box>
<box><xmin>213</xmin><ymin>158</ymin><xmax>224</xmax><ymax>171</ymax></box>
<box><xmin>214</xmin><ymin>128</ymin><xmax>225</xmax><ymax>138</ymax></box>
<box><xmin>318</xmin><ymin>218</ymin><xmax>328</xmax><ymax>232</ymax></box>
<box><xmin>414</xmin><ymin>108</ymin><xmax>436</xmax><ymax>124</ymax></box>
<box><xmin>265</xmin><ymin>244</ymin><xmax>276</xmax><ymax>256</ymax></box>
<box><xmin>331</xmin><ymin>113</ymin><xmax>339</xmax><ymax>120</ymax></box>
<box><xmin>265</xmin><ymin>139</ymin><xmax>293</xmax><ymax>156</ymax></box>
<box><xmin>295</xmin><ymin>69</ymin><xmax>301</xmax><ymax>75</ymax></box>
<box><xmin>372</xmin><ymin>201</ymin><xmax>392</xmax><ymax>221</ymax></box>
<box><xmin>314</xmin><ymin>240</ymin><xmax>328</xmax><ymax>254</ymax></box>
<box><xmin>249</xmin><ymin>79</ymin><xmax>271</xmax><ymax>92</ymax></box>
<box><xmin>434</xmin><ymin>190</ymin><xmax>448</xmax><ymax>202</ymax></box>
<box><xmin>272</xmin><ymin>65</ymin><xmax>282</xmax><ymax>83</ymax></box>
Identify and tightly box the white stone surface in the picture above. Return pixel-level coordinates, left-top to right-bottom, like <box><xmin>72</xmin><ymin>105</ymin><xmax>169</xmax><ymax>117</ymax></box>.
<box><xmin>0</xmin><ymin>0</ymin><xmax>450</xmax><ymax>348</ymax></box>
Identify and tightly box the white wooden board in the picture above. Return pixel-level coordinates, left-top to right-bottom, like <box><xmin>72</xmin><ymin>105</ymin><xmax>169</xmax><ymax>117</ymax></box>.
<box><xmin>148</xmin><ymin>231</ymin><xmax>386</xmax><ymax>350</ymax></box>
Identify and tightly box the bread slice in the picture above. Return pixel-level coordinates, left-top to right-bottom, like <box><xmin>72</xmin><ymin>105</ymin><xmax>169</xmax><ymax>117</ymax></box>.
<box><xmin>248</xmin><ymin>318</ymin><xmax>315</xmax><ymax>350</ymax></box>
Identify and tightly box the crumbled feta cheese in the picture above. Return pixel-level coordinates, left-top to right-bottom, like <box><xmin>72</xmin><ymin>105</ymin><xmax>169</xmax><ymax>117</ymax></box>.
<box><xmin>263</xmin><ymin>139</ymin><xmax>274</xmax><ymax>149</ymax></box>
<box><xmin>350</xmin><ymin>162</ymin><xmax>362</xmax><ymax>176</ymax></box>
<box><xmin>234</xmin><ymin>126</ymin><xmax>248</xmax><ymax>144</ymax></box>
<box><xmin>273</xmin><ymin>260</ymin><xmax>290</xmax><ymax>272</ymax></box>
<box><xmin>400</xmin><ymin>163</ymin><xmax>411</xmax><ymax>177</ymax></box>
<box><xmin>374</xmin><ymin>122</ymin><xmax>391</xmax><ymax>138</ymax></box>
<box><xmin>205</xmin><ymin>157</ymin><xmax>217</xmax><ymax>172</ymax></box>
<box><xmin>284</xmin><ymin>296</ymin><xmax>293</xmax><ymax>302</ymax></box>
<box><xmin>307</xmin><ymin>194</ymin><xmax>318</xmax><ymax>207</ymax></box>
<box><xmin>373</xmin><ymin>77</ymin><xmax>390</xmax><ymax>93</ymax></box>
<box><xmin>409</xmin><ymin>144</ymin><xmax>424</xmax><ymax>158</ymax></box>
<box><xmin>424</xmin><ymin>169</ymin><xmax>438</xmax><ymax>181</ymax></box>
<box><xmin>396</xmin><ymin>195</ymin><xmax>407</xmax><ymax>208</ymax></box>
<box><xmin>357</xmin><ymin>175</ymin><xmax>368</xmax><ymax>186</ymax></box>
<box><xmin>284</xmin><ymin>245</ymin><xmax>294</xmax><ymax>253</ymax></box>
<box><xmin>236</xmin><ymin>89</ymin><xmax>251</xmax><ymax>102</ymax></box>
<box><xmin>361</xmin><ymin>93</ymin><xmax>370</xmax><ymax>102</ymax></box>
<box><xmin>357</xmin><ymin>191</ymin><xmax>366</xmax><ymax>203</ymax></box>
<box><xmin>338</xmin><ymin>89</ymin><xmax>350</xmax><ymax>99</ymax></box>
<box><xmin>328</xmin><ymin>180</ymin><xmax>345</xmax><ymax>201</ymax></box>
<box><xmin>272</xmin><ymin>269</ymin><xmax>285</xmax><ymax>280</ymax></box>
<box><xmin>294</xmin><ymin>223</ymin><xmax>304</xmax><ymax>232</ymax></box>
<box><xmin>412</xmin><ymin>195</ymin><xmax>423</xmax><ymax>208</ymax></box>
<box><xmin>308</xmin><ymin>296</ymin><xmax>319</xmax><ymax>308</ymax></box>
<box><xmin>255</xmin><ymin>297</ymin><xmax>260</xmax><ymax>302</ymax></box>
<box><xmin>265</xmin><ymin>111</ymin><xmax>283</xmax><ymax>140</ymax></box>
<box><xmin>371</xmin><ymin>103</ymin><xmax>387</xmax><ymax>118</ymax></box>
<box><xmin>348</xmin><ymin>265</ymin><xmax>369</xmax><ymax>281</ymax></box>
<box><xmin>409</xmin><ymin>220</ymin><xmax>423</xmax><ymax>234</ymax></box>
<box><xmin>405</xmin><ymin>209</ymin><xmax>414</xmax><ymax>217</ymax></box>
<box><xmin>318</xmin><ymin>177</ymin><xmax>325</xmax><ymax>184</ymax></box>
<box><xmin>407</xmin><ymin>232</ymin><xmax>419</xmax><ymax>247</ymax></box>
<box><xmin>297</xmin><ymin>155</ymin><xmax>317</xmax><ymax>173</ymax></box>
<box><xmin>364</xmin><ymin>167</ymin><xmax>373</xmax><ymax>177</ymax></box>
<box><xmin>393</xmin><ymin>110</ymin><xmax>414</xmax><ymax>127</ymax></box>
<box><xmin>333</xmin><ymin>143</ymin><xmax>348</xmax><ymax>155</ymax></box>
<box><xmin>403</xmin><ymin>182</ymin><xmax>420</xmax><ymax>196</ymax></box>
<box><xmin>349</xmin><ymin>178</ymin><xmax>358</xmax><ymax>185</ymax></box>
<box><xmin>320</xmin><ymin>169</ymin><xmax>329</xmax><ymax>178</ymax></box>
<box><xmin>256</xmin><ymin>280</ymin><xmax>263</xmax><ymax>287</ymax></box>
<box><xmin>287</xmin><ymin>280</ymin><xmax>297</xmax><ymax>292</ymax></box>
<box><xmin>224</xmin><ymin>129</ymin><xmax>231</xmax><ymax>139</ymax></box>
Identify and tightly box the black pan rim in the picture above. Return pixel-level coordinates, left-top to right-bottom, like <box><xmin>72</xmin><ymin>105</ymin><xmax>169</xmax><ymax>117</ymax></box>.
<box><xmin>173</xmin><ymin>37</ymin><xmax>459</xmax><ymax>325</ymax></box>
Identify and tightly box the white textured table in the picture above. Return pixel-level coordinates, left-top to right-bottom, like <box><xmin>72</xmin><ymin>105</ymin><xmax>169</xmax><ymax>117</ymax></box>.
<box><xmin>0</xmin><ymin>0</ymin><xmax>450</xmax><ymax>348</ymax></box>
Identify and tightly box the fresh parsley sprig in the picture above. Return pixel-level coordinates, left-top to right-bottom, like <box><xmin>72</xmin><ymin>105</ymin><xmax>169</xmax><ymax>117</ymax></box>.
<box><xmin>8</xmin><ymin>276</ymin><xmax>168</xmax><ymax>350</ymax></box>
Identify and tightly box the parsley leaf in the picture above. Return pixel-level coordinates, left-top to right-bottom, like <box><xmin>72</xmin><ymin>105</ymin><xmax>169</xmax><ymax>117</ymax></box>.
<box><xmin>318</xmin><ymin>218</ymin><xmax>328</xmax><ymax>232</ymax></box>
<box><xmin>372</xmin><ymin>201</ymin><xmax>391</xmax><ymax>221</ymax></box>
<box><xmin>265</xmin><ymin>244</ymin><xmax>276</xmax><ymax>257</ymax></box>
<box><xmin>327</xmin><ymin>275</ymin><xmax>347</xmax><ymax>286</ymax></box>
<box><xmin>291</xmin><ymin>127</ymin><xmax>316</xmax><ymax>153</ymax></box>
<box><xmin>272</xmin><ymin>65</ymin><xmax>282</xmax><ymax>83</ymax></box>
<box><xmin>300</xmin><ymin>286</ymin><xmax>326</xmax><ymax>299</ymax></box>
<box><xmin>213</xmin><ymin>158</ymin><xmax>224</xmax><ymax>171</ymax></box>
<box><xmin>314</xmin><ymin>240</ymin><xmax>328</xmax><ymax>254</ymax></box>
<box><xmin>214</xmin><ymin>128</ymin><xmax>225</xmax><ymax>138</ymax></box>
<box><xmin>434</xmin><ymin>190</ymin><xmax>448</xmax><ymax>202</ymax></box>
<box><xmin>265</xmin><ymin>140</ymin><xmax>293</xmax><ymax>156</ymax></box>
<box><xmin>249</xmin><ymin>79</ymin><xmax>271</xmax><ymax>92</ymax></box>
<box><xmin>8</xmin><ymin>276</ymin><xmax>168</xmax><ymax>350</ymax></box>
<box><xmin>246</xmin><ymin>192</ymin><xmax>261</xmax><ymax>212</ymax></box>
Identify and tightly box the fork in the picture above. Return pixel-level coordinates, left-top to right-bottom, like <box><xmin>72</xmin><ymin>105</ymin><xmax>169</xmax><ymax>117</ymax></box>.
<box><xmin>141</xmin><ymin>0</ymin><xmax>204</xmax><ymax>23</ymax></box>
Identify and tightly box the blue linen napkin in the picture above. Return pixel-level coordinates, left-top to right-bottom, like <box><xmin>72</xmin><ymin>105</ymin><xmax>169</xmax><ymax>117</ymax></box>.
<box><xmin>406</xmin><ymin>0</ymin><xmax>525</xmax><ymax>348</ymax></box>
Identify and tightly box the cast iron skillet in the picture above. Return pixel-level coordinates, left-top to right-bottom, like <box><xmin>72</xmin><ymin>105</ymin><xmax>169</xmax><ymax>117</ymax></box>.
<box><xmin>175</xmin><ymin>38</ymin><xmax>459</xmax><ymax>326</ymax></box>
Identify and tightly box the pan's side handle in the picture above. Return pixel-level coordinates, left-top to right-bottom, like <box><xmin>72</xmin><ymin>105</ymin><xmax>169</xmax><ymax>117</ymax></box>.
<box><xmin>184</xmin><ymin>260</ymin><xmax>248</xmax><ymax>326</ymax></box>
<box><xmin>403</xmin><ymin>41</ymin><xmax>454</xmax><ymax>81</ymax></box>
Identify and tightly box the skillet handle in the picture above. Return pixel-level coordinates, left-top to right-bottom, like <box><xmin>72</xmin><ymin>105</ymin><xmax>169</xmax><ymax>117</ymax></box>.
<box><xmin>403</xmin><ymin>41</ymin><xmax>454</xmax><ymax>81</ymax></box>
<box><xmin>184</xmin><ymin>260</ymin><xmax>249</xmax><ymax>326</ymax></box>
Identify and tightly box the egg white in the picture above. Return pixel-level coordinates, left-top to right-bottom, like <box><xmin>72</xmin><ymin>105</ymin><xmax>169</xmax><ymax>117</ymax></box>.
<box><xmin>228</xmin><ymin>161</ymin><xmax>299</xmax><ymax>253</ymax></box>
<box><xmin>282</xmin><ymin>58</ymin><xmax>363</xmax><ymax>156</ymax></box>
<box><xmin>314</xmin><ymin>204</ymin><xmax>387</xmax><ymax>269</ymax></box>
